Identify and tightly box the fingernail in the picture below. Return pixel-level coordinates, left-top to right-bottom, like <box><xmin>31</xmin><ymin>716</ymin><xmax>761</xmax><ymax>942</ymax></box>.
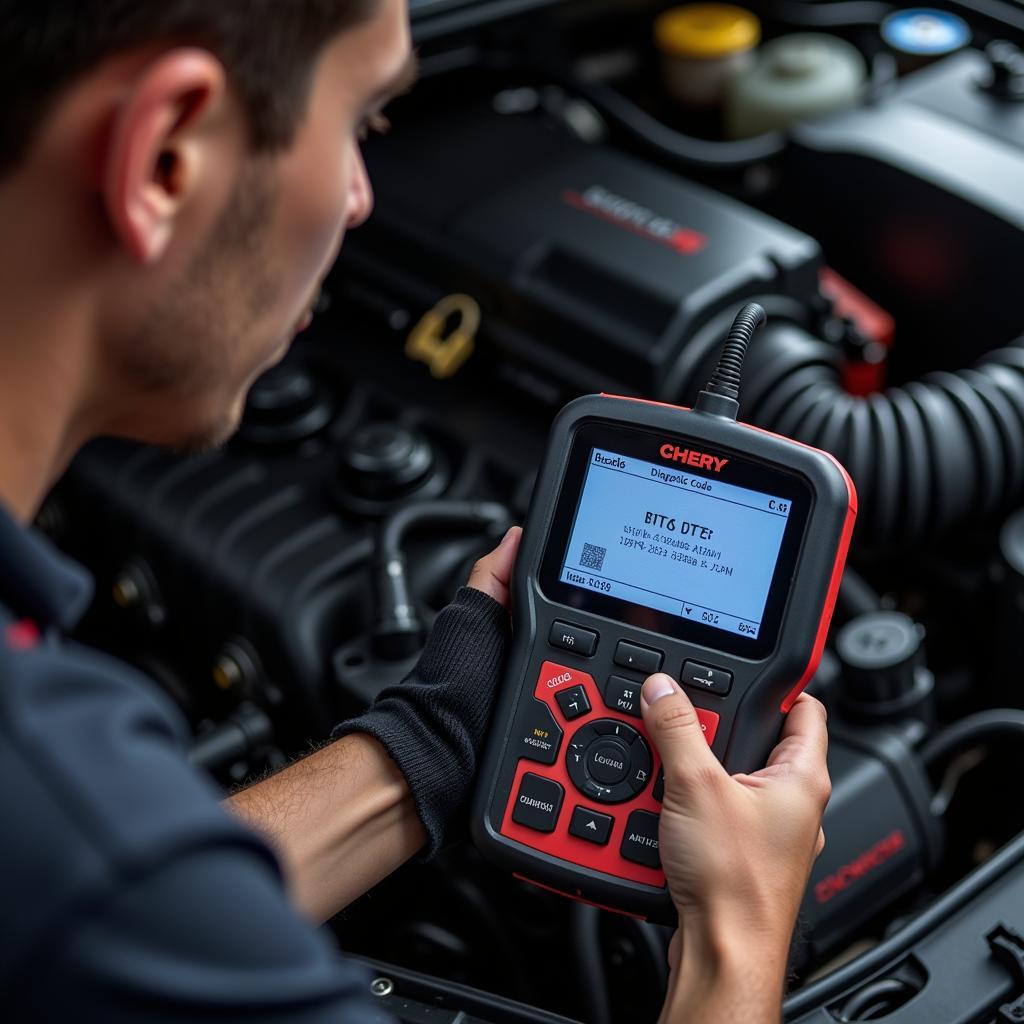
<box><xmin>642</xmin><ymin>674</ymin><xmax>675</xmax><ymax>704</ymax></box>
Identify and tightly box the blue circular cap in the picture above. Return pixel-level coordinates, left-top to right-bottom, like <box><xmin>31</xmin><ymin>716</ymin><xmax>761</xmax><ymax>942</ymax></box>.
<box><xmin>881</xmin><ymin>8</ymin><xmax>971</xmax><ymax>55</ymax></box>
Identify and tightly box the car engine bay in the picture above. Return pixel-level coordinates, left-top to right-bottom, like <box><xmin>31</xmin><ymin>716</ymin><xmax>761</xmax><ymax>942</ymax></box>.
<box><xmin>42</xmin><ymin>0</ymin><xmax>1024</xmax><ymax>1020</ymax></box>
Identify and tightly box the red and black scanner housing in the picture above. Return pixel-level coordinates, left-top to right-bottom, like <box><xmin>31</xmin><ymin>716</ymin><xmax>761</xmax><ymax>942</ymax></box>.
<box><xmin>472</xmin><ymin>394</ymin><xmax>857</xmax><ymax>922</ymax></box>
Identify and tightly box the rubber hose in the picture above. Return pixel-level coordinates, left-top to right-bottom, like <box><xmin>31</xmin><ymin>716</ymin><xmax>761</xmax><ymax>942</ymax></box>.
<box><xmin>719</xmin><ymin>322</ymin><xmax>1024</xmax><ymax>544</ymax></box>
<box><xmin>188</xmin><ymin>704</ymin><xmax>273</xmax><ymax>770</ymax></box>
<box><xmin>920</xmin><ymin>709</ymin><xmax>1024</xmax><ymax>769</ymax></box>
<box><xmin>374</xmin><ymin>500</ymin><xmax>511</xmax><ymax>659</ymax></box>
<box><xmin>837</xmin><ymin>566</ymin><xmax>883</xmax><ymax>620</ymax></box>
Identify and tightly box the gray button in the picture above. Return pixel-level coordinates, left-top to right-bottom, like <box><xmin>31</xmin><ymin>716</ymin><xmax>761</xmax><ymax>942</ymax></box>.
<box><xmin>555</xmin><ymin>684</ymin><xmax>591</xmax><ymax>721</ymax></box>
<box><xmin>604</xmin><ymin>676</ymin><xmax>642</xmax><ymax>717</ymax></box>
<box><xmin>569</xmin><ymin>806</ymin><xmax>613</xmax><ymax>845</ymax></box>
<box><xmin>549</xmin><ymin>621</ymin><xmax>598</xmax><ymax>657</ymax></box>
<box><xmin>614</xmin><ymin>641</ymin><xmax>664</xmax><ymax>674</ymax></box>
<box><xmin>620</xmin><ymin>809</ymin><xmax>661</xmax><ymax>868</ymax></box>
<box><xmin>681</xmin><ymin>660</ymin><xmax>733</xmax><ymax>696</ymax></box>
<box><xmin>512</xmin><ymin>773</ymin><xmax>564</xmax><ymax>832</ymax></box>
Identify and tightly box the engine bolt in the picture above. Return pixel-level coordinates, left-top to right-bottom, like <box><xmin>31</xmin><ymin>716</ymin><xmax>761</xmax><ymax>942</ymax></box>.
<box><xmin>211</xmin><ymin>639</ymin><xmax>261</xmax><ymax>695</ymax></box>
<box><xmin>370</xmin><ymin>977</ymin><xmax>393</xmax><ymax>997</ymax></box>
<box><xmin>112</xmin><ymin>575</ymin><xmax>140</xmax><ymax>609</ymax></box>
<box><xmin>212</xmin><ymin>655</ymin><xmax>243</xmax><ymax>692</ymax></box>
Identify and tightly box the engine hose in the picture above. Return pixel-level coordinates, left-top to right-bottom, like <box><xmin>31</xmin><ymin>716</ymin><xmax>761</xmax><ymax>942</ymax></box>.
<box><xmin>837</xmin><ymin>565</ymin><xmax>884</xmax><ymax>621</ymax></box>
<box><xmin>374</xmin><ymin>500</ymin><xmax>511</xmax><ymax>659</ymax></box>
<box><xmin>710</xmin><ymin>322</ymin><xmax>1024</xmax><ymax>545</ymax></box>
<box><xmin>919</xmin><ymin>710</ymin><xmax>1024</xmax><ymax>769</ymax></box>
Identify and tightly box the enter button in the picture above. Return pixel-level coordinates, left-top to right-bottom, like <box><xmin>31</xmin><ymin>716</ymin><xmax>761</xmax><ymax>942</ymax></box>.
<box><xmin>587</xmin><ymin>738</ymin><xmax>631</xmax><ymax>784</ymax></box>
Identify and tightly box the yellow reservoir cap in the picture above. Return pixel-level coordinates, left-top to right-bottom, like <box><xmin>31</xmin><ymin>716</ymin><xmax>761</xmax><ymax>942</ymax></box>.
<box><xmin>655</xmin><ymin>4</ymin><xmax>761</xmax><ymax>60</ymax></box>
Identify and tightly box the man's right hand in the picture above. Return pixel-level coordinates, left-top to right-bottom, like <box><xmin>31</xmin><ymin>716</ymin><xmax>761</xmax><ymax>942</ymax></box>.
<box><xmin>640</xmin><ymin>673</ymin><xmax>830</xmax><ymax>1024</ymax></box>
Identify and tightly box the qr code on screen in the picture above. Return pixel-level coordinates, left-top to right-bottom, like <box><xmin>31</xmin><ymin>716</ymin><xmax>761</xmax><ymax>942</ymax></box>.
<box><xmin>580</xmin><ymin>543</ymin><xmax>606</xmax><ymax>572</ymax></box>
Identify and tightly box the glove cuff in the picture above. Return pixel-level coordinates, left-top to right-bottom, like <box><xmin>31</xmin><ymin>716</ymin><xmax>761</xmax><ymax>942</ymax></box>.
<box><xmin>333</xmin><ymin>586</ymin><xmax>510</xmax><ymax>857</ymax></box>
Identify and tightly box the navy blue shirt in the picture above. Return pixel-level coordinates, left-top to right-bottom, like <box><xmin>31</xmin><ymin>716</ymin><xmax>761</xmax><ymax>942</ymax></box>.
<box><xmin>0</xmin><ymin>505</ymin><xmax>390</xmax><ymax>1021</ymax></box>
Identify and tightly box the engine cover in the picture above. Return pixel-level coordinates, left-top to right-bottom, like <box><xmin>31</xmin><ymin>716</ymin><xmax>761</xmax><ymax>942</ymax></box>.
<box><xmin>342</xmin><ymin>103</ymin><xmax>821</xmax><ymax>397</ymax></box>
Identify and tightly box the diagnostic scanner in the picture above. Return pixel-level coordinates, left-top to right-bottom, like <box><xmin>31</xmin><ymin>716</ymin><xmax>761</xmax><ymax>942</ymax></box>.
<box><xmin>472</xmin><ymin>304</ymin><xmax>857</xmax><ymax>921</ymax></box>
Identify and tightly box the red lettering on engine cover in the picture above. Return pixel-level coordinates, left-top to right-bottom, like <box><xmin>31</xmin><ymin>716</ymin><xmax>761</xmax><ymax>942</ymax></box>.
<box><xmin>814</xmin><ymin>830</ymin><xmax>906</xmax><ymax>904</ymax></box>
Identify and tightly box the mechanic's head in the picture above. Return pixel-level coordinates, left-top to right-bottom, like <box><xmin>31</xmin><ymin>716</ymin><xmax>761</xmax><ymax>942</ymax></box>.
<box><xmin>0</xmin><ymin>0</ymin><xmax>413</xmax><ymax>452</ymax></box>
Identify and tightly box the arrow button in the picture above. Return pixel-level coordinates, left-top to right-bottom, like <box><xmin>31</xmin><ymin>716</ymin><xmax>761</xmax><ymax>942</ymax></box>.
<box><xmin>556</xmin><ymin>684</ymin><xmax>592</xmax><ymax>721</ymax></box>
<box><xmin>569</xmin><ymin>806</ymin><xmax>613</xmax><ymax>845</ymax></box>
<box><xmin>613</xmin><ymin>641</ymin><xmax>664</xmax><ymax>675</ymax></box>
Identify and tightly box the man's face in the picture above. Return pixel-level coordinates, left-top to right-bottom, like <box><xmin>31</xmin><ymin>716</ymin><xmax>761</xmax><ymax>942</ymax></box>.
<box><xmin>114</xmin><ymin>0</ymin><xmax>413</xmax><ymax>451</ymax></box>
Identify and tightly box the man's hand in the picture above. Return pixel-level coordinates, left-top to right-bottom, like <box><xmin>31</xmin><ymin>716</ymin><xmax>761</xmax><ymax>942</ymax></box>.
<box><xmin>640</xmin><ymin>674</ymin><xmax>830</xmax><ymax>1024</ymax></box>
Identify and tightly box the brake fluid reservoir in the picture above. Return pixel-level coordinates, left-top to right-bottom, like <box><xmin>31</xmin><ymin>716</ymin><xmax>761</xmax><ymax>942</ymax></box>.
<box><xmin>654</xmin><ymin>4</ymin><xmax>761</xmax><ymax>108</ymax></box>
<box><xmin>725</xmin><ymin>33</ymin><xmax>866</xmax><ymax>138</ymax></box>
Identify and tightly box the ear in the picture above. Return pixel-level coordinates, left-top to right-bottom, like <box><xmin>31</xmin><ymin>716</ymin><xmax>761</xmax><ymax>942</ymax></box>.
<box><xmin>103</xmin><ymin>48</ymin><xmax>230</xmax><ymax>265</ymax></box>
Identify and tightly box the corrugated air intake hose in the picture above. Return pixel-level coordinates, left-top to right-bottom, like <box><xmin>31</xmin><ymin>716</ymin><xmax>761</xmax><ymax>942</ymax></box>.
<box><xmin>730</xmin><ymin>322</ymin><xmax>1024</xmax><ymax>544</ymax></box>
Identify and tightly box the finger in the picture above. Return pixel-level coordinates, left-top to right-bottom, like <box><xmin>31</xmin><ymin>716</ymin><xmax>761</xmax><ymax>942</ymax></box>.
<box><xmin>763</xmin><ymin>692</ymin><xmax>829</xmax><ymax>777</ymax></box>
<box><xmin>466</xmin><ymin>526</ymin><xmax>521</xmax><ymax>607</ymax></box>
<box><xmin>748</xmin><ymin>694</ymin><xmax>830</xmax><ymax>810</ymax></box>
<box><xmin>640</xmin><ymin>674</ymin><xmax>725</xmax><ymax>792</ymax></box>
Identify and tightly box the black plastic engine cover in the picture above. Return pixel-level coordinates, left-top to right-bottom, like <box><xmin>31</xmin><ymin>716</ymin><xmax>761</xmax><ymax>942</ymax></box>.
<box><xmin>47</xmin><ymin>340</ymin><xmax>544</xmax><ymax>748</ymax></box>
<box><xmin>342</xmin><ymin>103</ymin><xmax>821</xmax><ymax>397</ymax></box>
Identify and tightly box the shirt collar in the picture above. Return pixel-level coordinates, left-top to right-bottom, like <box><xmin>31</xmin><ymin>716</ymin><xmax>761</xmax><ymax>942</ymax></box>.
<box><xmin>0</xmin><ymin>501</ymin><xmax>94</xmax><ymax>630</ymax></box>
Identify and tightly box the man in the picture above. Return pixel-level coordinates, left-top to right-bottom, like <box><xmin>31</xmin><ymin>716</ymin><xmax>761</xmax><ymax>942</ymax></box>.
<box><xmin>0</xmin><ymin>2</ymin><xmax>831</xmax><ymax>1021</ymax></box>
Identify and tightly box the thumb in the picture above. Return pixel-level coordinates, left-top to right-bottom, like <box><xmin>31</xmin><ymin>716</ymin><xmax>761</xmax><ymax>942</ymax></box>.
<box><xmin>641</xmin><ymin>674</ymin><xmax>725</xmax><ymax>790</ymax></box>
<box><xmin>466</xmin><ymin>526</ymin><xmax>522</xmax><ymax>608</ymax></box>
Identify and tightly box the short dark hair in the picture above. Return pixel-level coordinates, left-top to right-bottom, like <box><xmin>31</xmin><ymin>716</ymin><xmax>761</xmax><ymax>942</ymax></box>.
<box><xmin>0</xmin><ymin>1</ymin><xmax>379</xmax><ymax>175</ymax></box>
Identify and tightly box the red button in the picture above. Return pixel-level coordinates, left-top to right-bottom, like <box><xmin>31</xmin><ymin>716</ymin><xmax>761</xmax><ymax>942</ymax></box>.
<box><xmin>535</xmin><ymin>661</ymin><xmax>596</xmax><ymax>700</ymax></box>
<box><xmin>695</xmin><ymin>708</ymin><xmax>719</xmax><ymax>745</ymax></box>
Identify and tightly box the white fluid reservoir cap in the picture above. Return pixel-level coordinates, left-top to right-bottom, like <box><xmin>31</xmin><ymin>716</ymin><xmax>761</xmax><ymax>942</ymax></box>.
<box><xmin>725</xmin><ymin>33</ymin><xmax>867</xmax><ymax>138</ymax></box>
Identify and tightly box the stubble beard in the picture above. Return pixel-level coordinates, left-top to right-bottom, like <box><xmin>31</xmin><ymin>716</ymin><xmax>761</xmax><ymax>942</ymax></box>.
<box><xmin>112</xmin><ymin>161</ymin><xmax>283</xmax><ymax>455</ymax></box>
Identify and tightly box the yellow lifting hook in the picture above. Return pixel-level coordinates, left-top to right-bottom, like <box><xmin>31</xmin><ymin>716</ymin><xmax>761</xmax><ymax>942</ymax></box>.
<box><xmin>405</xmin><ymin>293</ymin><xmax>480</xmax><ymax>379</ymax></box>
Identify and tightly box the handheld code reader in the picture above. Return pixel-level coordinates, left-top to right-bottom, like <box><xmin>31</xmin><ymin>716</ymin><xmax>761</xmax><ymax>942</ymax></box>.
<box><xmin>472</xmin><ymin>304</ymin><xmax>857</xmax><ymax>922</ymax></box>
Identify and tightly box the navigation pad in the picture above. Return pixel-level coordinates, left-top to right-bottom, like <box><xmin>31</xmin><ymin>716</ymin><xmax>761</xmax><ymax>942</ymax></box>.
<box><xmin>567</xmin><ymin>719</ymin><xmax>652</xmax><ymax>803</ymax></box>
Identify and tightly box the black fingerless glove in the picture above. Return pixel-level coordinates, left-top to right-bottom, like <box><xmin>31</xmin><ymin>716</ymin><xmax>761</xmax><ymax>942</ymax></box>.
<box><xmin>331</xmin><ymin>586</ymin><xmax>510</xmax><ymax>857</ymax></box>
